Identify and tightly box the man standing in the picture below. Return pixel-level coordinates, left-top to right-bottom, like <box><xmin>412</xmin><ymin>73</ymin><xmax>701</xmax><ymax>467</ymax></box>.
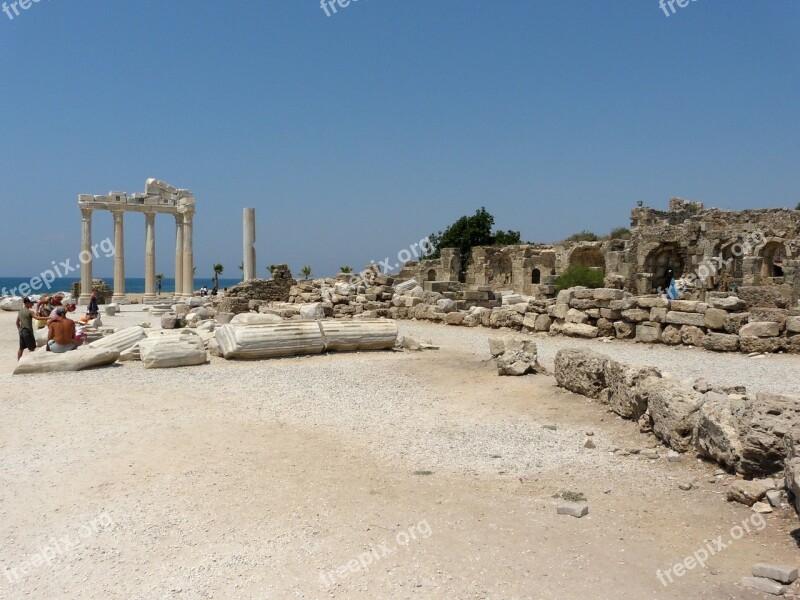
<box><xmin>16</xmin><ymin>297</ymin><xmax>37</xmax><ymax>360</ymax></box>
<box><xmin>47</xmin><ymin>307</ymin><xmax>77</xmax><ymax>353</ymax></box>
<box><xmin>86</xmin><ymin>290</ymin><xmax>99</xmax><ymax>320</ymax></box>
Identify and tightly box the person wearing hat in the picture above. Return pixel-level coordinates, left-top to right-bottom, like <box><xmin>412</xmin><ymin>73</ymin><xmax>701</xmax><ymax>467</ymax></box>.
<box><xmin>47</xmin><ymin>306</ymin><xmax>78</xmax><ymax>353</ymax></box>
<box><xmin>16</xmin><ymin>297</ymin><xmax>38</xmax><ymax>360</ymax></box>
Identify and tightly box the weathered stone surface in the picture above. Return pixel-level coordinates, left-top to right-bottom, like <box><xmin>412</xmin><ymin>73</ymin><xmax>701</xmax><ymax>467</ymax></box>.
<box><xmin>693</xmin><ymin>393</ymin><xmax>748</xmax><ymax>471</ymax></box>
<box><xmin>592</xmin><ymin>288</ymin><xmax>624</xmax><ymax>301</ymax></box>
<box><xmin>704</xmin><ymin>307</ymin><xmax>729</xmax><ymax>330</ymax></box>
<box><xmin>637</xmin><ymin>296</ymin><xmax>668</xmax><ymax>308</ymax></box>
<box><xmin>739</xmin><ymin>321</ymin><xmax>780</xmax><ymax>338</ymax></box>
<box><xmin>662</xmin><ymin>325</ymin><xmax>682</xmax><ymax>345</ymax></box>
<box><xmin>215</xmin><ymin>312</ymin><xmax>234</xmax><ymax>324</ymax></box>
<box><xmin>613</xmin><ymin>321</ymin><xmax>634</xmax><ymax>339</ymax></box>
<box><xmin>491</xmin><ymin>336</ymin><xmax>539</xmax><ymax>376</ymax></box>
<box><xmin>640</xmin><ymin>377</ymin><xmax>705</xmax><ymax>452</ymax></box>
<box><xmin>0</xmin><ymin>297</ymin><xmax>23</xmax><ymax>311</ymax></box>
<box><xmin>161</xmin><ymin>314</ymin><xmax>178</xmax><ymax>329</ymax></box>
<box><xmin>299</xmin><ymin>302</ymin><xmax>325</xmax><ymax>320</ymax></box>
<box><xmin>566</xmin><ymin>308</ymin><xmax>589</xmax><ymax>324</ymax></box>
<box><xmin>13</xmin><ymin>347</ymin><xmax>120</xmax><ymax>375</ymax></box>
<box><xmin>741</xmin><ymin>576</ymin><xmax>787</xmax><ymax>596</ymax></box>
<box><xmin>727</xmin><ymin>479</ymin><xmax>775</xmax><ymax>506</ymax></box>
<box><xmin>534</xmin><ymin>314</ymin><xmax>553</xmax><ymax>331</ymax></box>
<box><xmin>320</xmin><ymin>319</ymin><xmax>399</xmax><ymax>352</ymax></box>
<box><xmin>665</xmin><ymin>311</ymin><xmax>706</xmax><ymax>327</ymax></box>
<box><xmin>621</xmin><ymin>308</ymin><xmax>650</xmax><ymax>322</ymax></box>
<box><xmin>680</xmin><ymin>325</ymin><xmax>705</xmax><ymax>347</ymax></box>
<box><xmin>787</xmin><ymin>316</ymin><xmax>800</xmax><ymax>334</ymax></box>
<box><xmin>739</xmin><ymin>393</ymin><xmax>800</xmax><ymax>477</ymax></box>
<box><xmin>559</xmin><ymin>322</ymin><xmax>597</xmax><ymax>339</ymax></box>
<box><xmin>724</xmin><ymin>312</ymin><xmax>750</xmax><ymax>334</ymax></box>
<box><xmin>139</xmin><ymin>333</ymin><xmax>207</xmax><ymax>369</ymax></box>
<box><xmin>702</xmin><ymin>333</ymin><xmax>740</xmax><ymax>352</ymax></box>
<box><xmin>215</xmin><ymin>322</ymin><xmax>326</xmax><ymax>359</ymax></box>
<box><xmin>444</xmin><ymin>311</ymin><xmax>465</xmax><ymax>326</ymax></box>
<box><xmin>230</xmin><ymin>313</ymin><xmax>283</xmax><ymax>326</ymax></box>
<box><xmin>556</xmin><ymin>503</ymin><xmax>588</xmax><ymax>518</ymax></box>
<box><xmin>649</xmin><ymin>307</ymin><xmax>668</xmax><ymax>323</ymax></box>
<box><xmin>740</xmin><ymin>336</ymin><xmax>786</xmax><ymax>354</ymax></box>
<box><xmin>635</xmin><ymin>322</ymin><xmax>662</xmax><ymax>343</ymax></box>
<box><xmin>752</xmin><ymin>564</ymin><xmax>799</xmax><ymax>585</ymax></box>
<box><xmin>89</xmin><ymin>326</ymin><xmax>147</xmax><ymax>353</ymax></box>
<box><xmin>554</xmin><ymin>349</ymin><xmax>609</xmax><ymax>399</ymax></box>
<box><xmin>749</xmin><ymin>308</ymin><xmax>788</xmax><ymax>329</ymax></box>
<box><xmin>708</xmin><ymin>296</ymin><xmax>747</xmax><ymax>311</ymax></box>
<box><xmin>670</xmin><ymin>300</ymin><xmax>702</xmax><ymax>313</ymax></box>
<box><xmin>604</xmin><ymin>360</ymin><xmax>661</xmax><ymax>420</ymax></box>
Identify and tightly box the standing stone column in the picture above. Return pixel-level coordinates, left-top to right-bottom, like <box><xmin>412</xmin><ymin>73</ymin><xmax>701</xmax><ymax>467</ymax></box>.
<box><xmin>182</xmin><ymin>211</ymin><xmax>194</xmax><ymax>297</ymax></box>
<box><xmin>243</xmin><ymin>207</ymin><xmax>256</xmax><ymax>281</ymax></box>
<box><xmin>174</xmin><ymin>214</ymin><xmax>184</xmax><ymax>299</ymax></box>
<box><xmin>143</xmin><ymin>212</ymin><xmax>157</xmax><ymax>303</ymax></box>
<box><xmin>78</xmin><ymin>207</ymin><xmax>93</xmax><ymax>306</ymax></box>
<box><xmin>111</xmin><ymin>210</ymin><xmax>126</xmax><ymax>303</ymax></box>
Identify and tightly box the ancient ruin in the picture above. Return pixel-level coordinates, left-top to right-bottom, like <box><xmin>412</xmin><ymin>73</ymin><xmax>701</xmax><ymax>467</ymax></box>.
<box><xmin>77</xmin><ymin>179</ymin><xmax>196</xmax><ymax>304</ymax></box>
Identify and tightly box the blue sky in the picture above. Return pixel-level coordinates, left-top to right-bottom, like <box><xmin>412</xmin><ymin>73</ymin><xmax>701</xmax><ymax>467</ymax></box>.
<box><xmin>0</xmin><ymin>0</ymin><xmax>798</xmax><ymax>281</ymax></box>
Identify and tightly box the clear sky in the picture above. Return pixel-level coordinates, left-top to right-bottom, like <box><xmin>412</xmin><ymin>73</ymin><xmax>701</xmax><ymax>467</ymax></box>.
<box><xmin>1</xmin><ymin>0</ymin><xmax>798</xmax><ymax>281</ymax></box>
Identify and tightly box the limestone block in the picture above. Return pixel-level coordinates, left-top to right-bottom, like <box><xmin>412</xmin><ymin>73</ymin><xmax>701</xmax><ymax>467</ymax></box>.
<box><xmin>739</xmin><ymin>322</ymin><xmax>780</xmax><ymax>338</ymax></box>
<box><xmin>0</xmin><ymin>297</ymin><xmax>23</xmax><ymax>311</ymax></box>
<box><xmin>566</xmin><ymin>308</ymin><xmax>588</xmax><ymax>324</ymax></box>
<box><xmin>562</xmin><ymin>322</ymin><xmax>599</xmax><ymax>338</ymax></box>
<box><xmin>669</xmin><ymin>300</ymin><xmax>701</xmax><ymax>313</ymax></box>
<box><xmin>599</xmin><ymin>308</ymin><xmax>622</xmax><ymax>320</ymax></box>
<box><xmin>693</xmin><ymin>393</ymin><xmax>748</xmax><ymax>471</ymax></box>
<box><xmin>727</xmin><ymin>479</ymin><xmax>775</xmax><ymax>506</ymax></box>
<box><xmin>104</xmin><ymin>303</ymin><xmax>119</xmax><ymax>316</ymax></box>
<box><xmin>215</xmin><ymin>322</ymin><xmax>325</xmax><ymax>359</ymax></box>
<box><xmin>444</xmin><ymin>312</ymin><xmax>465</xmax><ymax>326</ymax></box>
<box><xmin>89</xmin><ymin>326</ymin><xmax>147</xmax><ymax>353</ymax></box>
<box><xmin>139</xmin><ymin>332</ymin><xmax>207</xmax><ymax>369</ymax></box>
<box><xmin>592</xmin><ymin>288</ymin><xmax>624</xmax><ymax>301</ymax></box>
<box><xmin>613</xmin><ymin>321</ymin><xmax>634</xmax><ymax>339</ymax></box>
<box><xmin>640</xmin><ymin>377</ymin><xmax>706</xmax><ymax>452</ymax></box>
<box><xmin>724</xmin><ymin>312</ymin><xmax>750</xmax><ymax>334</ymax></box>
<box><xmin>554</xmin><ymin>349</ymin><xmax>609</xmax><ymax>399</ymax></box>
<box><xmin>395</xmin><ymin>279</ymin><xmax>417</xmax><ymax>292</ymax></box>
<box><xmin>13</xmin><ymin>347</ymin><xmax>120</xmax><ymax>375</ymax></box>
<box><xmin>550</xmin><ymin>304</ymin><xmax>569</xmax><ymax>320</ymax></box>
<box><xmin>665</xmin><ymin>311</ymin><xmax>706</xmax><ymax>327</ymax></box>
<box><xmin>635</xmin><ymin>322</ymin><xmax>662</xmax><ymax>343</ymax></box>
<box><xmin>649</xmin><ymin>307</ymin><xmax>668</xmax><ymax>323</ymax></box>
<box><xmin>680</xmin><ymin>325</ymin><xmax>705</xmax><ymax>347</ymax></box>
<box><xmin>160</xmin><ymin>314</ymin><xmax>178</xmax><ymax>329</ymax></box>
<box><xmin>662</xmin><ymin>325</ymin><xmax>682</xmax><ymax>345</ymax></box>
<box><xmin>299</xmin><ymin>303</ymin><xmax>325</xmax><ymax>320</ymax></box>
<box><xmin>604</xmin><ymin>360</ymin><xmax>661</xmax><ymax>420</ymax></box>
<box><xmin>740</xmin><ymin>577</ymin><xmax>787</xmax><ymax>596</ymax></box>
<box><xmin>534</xmin><ymin>314</ymin><xmax>553</xmax><ymax>331</ymax></box>
<box><xmin>752</xmin><ymin>564</ymin><xmax>799</xmax><ymax>585</ymax></box>
<box><xmin>118</xmin><ymin>345</ymin><xmax>140</xmax><ymax>362</ymax></box>
<box><xmin>738</xmin><ymin>393</ymin><xmax>800</xmax><ymax>477</ymax></box>
<box><xmin>702</xmin><ymin>332</ymin><xmax>740</xmax><ymax>352</ymax></box>
<box><xmin>230</xmin><ymin>313</ymin><xmax>283</xmax><ymax>325</ymax></box>
<box><xmin>787</xmin><ymin>316</ymin><xmax>800</xmax><ymax>334</ymax></box>
<box><xmin>740</xmin><ymin>336</ymin><xmax>786</xmax><ymax>354</ymax></box>
<box><xmin>636</xmin><ymin>296</ymin><xmax>668</xmax><ymax>308</ymax></box>
<box><xmin>319</xmin><ymin>319</ymin><xmax>399</xmax><ymax>352</ymax></box>
<box><xmin>704</xmin><ymin>307</ymin><xmax>728</xmax><ymax>330</ymax></box>
<box><xmin>708</xmin><ymin>296</ymin><xmax>747</xmax><ymax>311</ymax></box>
<box><xmin>216</xmin><ymin>312</ymin><xmax>234</xmax><ymax>324</ymax></box>
<box><xmin>190</xmin><ymin>306</ymin><xmax>210</xmax><ymax>319</ymax></box>
<box><xmin>621</xmin><ymin>308</ymin><xmax>650</xmax><ymax>322</ymax></box>
<box><xmin>436</xmin><ymin>298</ymin><xmax>457</xmax><ymax>313</ymax></box>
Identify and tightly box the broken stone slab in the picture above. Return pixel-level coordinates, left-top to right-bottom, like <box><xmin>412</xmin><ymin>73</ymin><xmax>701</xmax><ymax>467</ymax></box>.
<box><xmin>299</xmin><ymin>302</ymin><xmax>325</xmax><ymax>320</ymax></box>
<box><xmin>104</xmin><ymin>303</ymin><xmax>119</xmax><ymax>316</ymax></box>
<box><xmin>230</xmin><ymin>313</ymin><xmax>283</xmax><ymax>325</ymax></box>
<box><xmin>635</xmin><ymin>321</ymin><xmax>662</xmax><ymax>343</ymax></box>
<box><xmin>138</xmin><ymin>333</ymin><xmax>208</xmax><ymax>369</ymax></box>
<box><xmin>639</xmin><ymin>376</ymin><xmax>705</xmax><ymax>453</ymax></box>
<box><xmin>752</xmin><ymin>501</ymin><xmax>773</xmax><ymax>514</ymax></box>
<box><xmin>557</xmin><ymin>503</ymin><xmax>589</xmax><ymax>518</ymax></box>
<box><xmin>752</xmin><ymin>564</ymin><xmax>799</xmax><ymax>585</ymax></box>
<box><xmin>741</xmin><ymin>576</ymin><xmax>787</xmax><ymax>596</ymax></box>
<box><xmin>319</xmin><ymin>319</ymin><xmax>399</xmax><ymax>352</ymax></box>
<box><xmin>604</xmin><ymin>359</ymin><xmax>661</xmax><ymax>420</ymax></box>
<box><xmin>0</xmin><ymin>297</ymin><xmax>24</xmax><ymax>311</ymax></box>
<box><xmin>13</xmin><ymin>347</ymin><xmax>120</xmax><ymax>375</ymax></box>
<box><xmin>727</xmin><ymin>478</ymin><xmax>775</xmax><ymax>506</ymax></box>
<box><xmin>215</xmin><ymin>322</ymin><xmax>325</xmax><ymax>359</ymax></box>
<box><xmin>161</xmin><ymin>314</ymin><xmax>178</xmax><ymax>329</ymax></box>
<box><xmin>765</xmin><ymin>490</ymin><xmax>783</xmax><ymax>507</ymax></box>
<box><xmin>693</xmin><ymin>392</ymin><xmax>748</xmax><ymax>472</ymax></box>
<box><xmin>89</xmin><ymin>326</ymin><xmax>147</xmax><ymax>353</ymax></box>
<box><xmin>118</xmin><ymin>345</ymin><xmax>140</xmax><ymax>362</ymax></box>
<box><xmin>708</xmin><ymin>296</ymin><xmax>747</xmax><ymax>311</ymax></box>
<box><xmin>702</xmin><ymin>332</ymin><xmax>740</xmax><ymax>352</ymax></box>
<box><xmin>562</xmin><ymin>322</ymin><xmax>599</xmax><ymax>338</ymax></box>
<box><xmin>739</xmin><ymin>393</ymin><xmax>800</xmax><ymax>478</ymax></box>
<box><xmin>554</xmin><ymin>348</ymin><xmax>609</xmax><ymax>399</ymax></box>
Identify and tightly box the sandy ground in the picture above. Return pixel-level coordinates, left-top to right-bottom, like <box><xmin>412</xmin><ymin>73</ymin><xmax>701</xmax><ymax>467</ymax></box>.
<box><xmin>0</xmin><ymin>308</ymin><xmax>799</xmax><ymax>600</ymax></box>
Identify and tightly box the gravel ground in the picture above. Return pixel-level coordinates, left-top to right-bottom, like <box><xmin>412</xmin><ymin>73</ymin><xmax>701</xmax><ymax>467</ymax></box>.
<box><xmin>398</xmin><ymin>320</ymin><xmax>800</xmax><ymax>397</ymax></box>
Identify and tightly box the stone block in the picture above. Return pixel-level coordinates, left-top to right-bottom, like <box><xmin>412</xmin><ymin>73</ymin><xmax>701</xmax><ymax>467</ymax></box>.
<box><xmin>704</xmin><ymin>307</ymin><xmax>728</xmax><ymax>330</ymax></box>
<box><xmin>635</xmin><ymin>322</ymin><xmax>662</xmax><ymax>343</ymax></box>
<box><xmin>139</xmin><ymin>333</ymin><xmax>208</xmax><ymax>369</ymax></box>
<box><xmin>604</xmin><ymin>360</ymin><xmax>661</xmax><ymax>420</ymax></box>
<box><xmin>562</xmin><ymin>323</ymin><xmax>599</xmax><ymax>338</ymax></box>
<box><xmin>680</xmin><ymin>325</ymin><xmax>705</xmax><ymax>347</ymax></box>
<box><xmin>740</xmin><ymin>576</ymin><xmax>788</xmax><ymax>596</ymax></box>
<box><xmin>662</xmin><ymin>325</ymin><xmax>682</xmax><ymax>345</ymax></box>
<box><xmin>535</xmin><ymin>314</ymin><xmax>552</xmax><ymax>331</ymax></box>
<box><xmin>89</xmin><ymin>326</ymin><xmax>147</xmax><ymax>353</ymax></box>
<box><xmin>727</xmin><ymin>478</ymin><xmax>775</xmax><ymax>506</ymax></box>
<box><xmin>702</xmin><ymin>332</ymin><xmax>740</xmax><ymax>352</ymax></box>
<box><xmin>621</xmin><ymin>308</ymin><xmax>650</xmax><ymax>322</ymax></box>
<box><xmin>693</xmin><ymin>393</ymin><xmax>748</xmax><ymax>471</ymax></box>
<box><xmin>640</xmin><ymin>376</ymin><xmax>705</xmax><ymax>452</ymax></box>
<box><xmin>636</xmin><ymin>296</ymin><xmax>668</xmax><ymax>308</ymax></box>
<box><xmin>670</xmin><ymin>300</ymin><xmax>701</xmax><ymax>313</ymax></box>
<box><xmin>554</xmin><ymin>348</ymin><xmax>609</xmax><ymax>399</ymax></box>
<box><xmin>592</xmin><ymin>288</ymin><xmax>624</xmax><ymax>301</ymax></box>
<box><xmin>665</xmin><ymin>311</ymin><xmax>706</xmax><ymax>327</ymax></box>
<box><xmin>740</xmin><ymin>321</ymin><xmax>780</xmax><ymax>338</ymax></box>
<box><xmin>556</xmin><ymin>503</ymin><xmax>588</xmax><ymax>518</ymax></box>
<box><xmin>566</xmin><ymin>308</ymin><xmax>589</xmax><ymax>324</ymax></box>
<box><xmin>13</xmin><ymin>347</ymin><xmax>120</xmax><ymax>375</ymax></box>
<box><xmin>787</xmin><ymin>316</ymin><xmax>800</xmax><ymax>334</ymax></box>
<box><xmin>649</xmin><ymin>307</ymin><xmax>668</xmax><ymax>323</ymax></box>
<box><xmin>708</xmin><ymin>296</ymin><xmax>747</xmax><ymax>311</ymax></box>
<box><xmin>752</xmin><ymin>564</ymin><xmax>799</xmax><ymax>585</ymax></box>
<box><xmin>739</xmin><ymin>393</ymin><xmax>800</xmax><ymax>477</ymax></box>
<box><xmin>613</xmin><ymin>321</ymin><xmax>634</xmax><ymax>339</ymax></box>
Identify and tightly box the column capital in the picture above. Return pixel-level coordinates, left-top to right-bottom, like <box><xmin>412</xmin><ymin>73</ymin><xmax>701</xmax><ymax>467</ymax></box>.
<box><xmin>80</xmin><ymin>206</ymin><xmax>93</xmax><ymax>220</ymax></box>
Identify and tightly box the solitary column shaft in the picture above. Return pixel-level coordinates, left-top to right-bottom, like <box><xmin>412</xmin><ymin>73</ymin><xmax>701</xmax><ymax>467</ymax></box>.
<box><xmin>182</xmin><ymin>211</ymin><xmax>194</xmax><ymax>297</ymax></box>
<box><xmin>144</xmin><ymin>212</ymin><xmax>156</xmax><ymax>302</ymax></box>
<box><xmin>174</xmin><ymin>215</ymin><xmax>184</xmax><ymax>298</ymax></box>
<box><xmin>78</xmin><ymin>207</ymin><xmax>93</xmax><ymax>305</ymax></box>
<box><xmin>243</xmin><ymin>207</ymin><xmax>256</xmax><ymax>281</ymax></box>
<box><xmin>112</xmin><ymin>210</ymin><xmax>125</xmax><ymax>302</ymax></box>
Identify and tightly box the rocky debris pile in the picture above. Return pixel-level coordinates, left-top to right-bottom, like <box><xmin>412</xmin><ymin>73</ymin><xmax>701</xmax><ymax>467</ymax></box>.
<box><xmin>223</xmin><ymin>264</ymin><xmax>295</xmax><ymax>305</ymax></box>
<box><xmin>489</xmin><ymin>336</ymin><xmax>541</xmax><ymax>376</ymax></box>
<box><xmin>554</xmin><ymin>347</ymin><xmax>800</xmax><ymax>506</ymax></box>
<box><xmin>285</xmin><ymin>271</ymin><xmax>397</xmax><ymax>318</ymax></box>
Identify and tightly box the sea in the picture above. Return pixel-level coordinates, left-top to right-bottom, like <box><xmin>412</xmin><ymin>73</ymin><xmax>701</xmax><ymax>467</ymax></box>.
<box><xmin>0</xmin><ymin>277</ymin><xmax>244</xmax><ymax>296</ymax></box>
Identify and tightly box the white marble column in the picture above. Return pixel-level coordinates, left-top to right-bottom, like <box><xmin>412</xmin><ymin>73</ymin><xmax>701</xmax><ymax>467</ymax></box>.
<box><xmin>243</xmin><ymin>207</ymin><xmax>256</xmax><ymax>281</ymax></box>
<box><xmin>182</xmin><ymin>211</ymin><xmax>194</xmax><ymax>297</ymax></box>
<box><xmin>78</xmin><ymin>207</ymin><xmax>93</xmax><ymax>305</ymax></box>
<box><xmin>143</xmin><ymin>212</ymin><xmax>156</xmax><ymax>303</ymax></box>
<box><xmin>111</xmin><ymin>210</ymin><xmax>126</xmax><ymax>302</ymax></box>
<box><xmin>174</xmin><ymin>214</ymin><xmax>184</xmax><ymax>299</ymax></box>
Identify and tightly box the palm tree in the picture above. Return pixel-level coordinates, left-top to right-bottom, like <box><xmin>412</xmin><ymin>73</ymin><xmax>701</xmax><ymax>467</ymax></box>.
<box><xmin>155</xmin><ymin>273</ymin><xmax>164</xmax><ymax>296</ymax></box>
<box><xmin>301</xmin><ymin>265</ymin><xmax>312</xmax><ymax>280</ymax></box>
<box><xmin>212</xmin><ymin>264</ymin><xmax>224</xmax><ymax>290</ymax></box>
<box><xmin>340</xmin><ymin>266</ymin><xmax>353</xmax><ymax>273</ymax></box>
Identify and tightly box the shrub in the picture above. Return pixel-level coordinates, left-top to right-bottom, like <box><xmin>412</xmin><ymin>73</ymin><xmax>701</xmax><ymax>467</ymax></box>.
<box><xmin>565</xmin><ymin>230</ymin><xmax>599</xmax><ymax>242</ymax></box>
<box><xmin>554</xmin><ymin>265</ymin><xmax>605</xmax><ymax>292</ymax></box>
<box><xmin>608</xmin><ymin>227</ymin><xmax>631</xmax><ymax>240</ymax></box>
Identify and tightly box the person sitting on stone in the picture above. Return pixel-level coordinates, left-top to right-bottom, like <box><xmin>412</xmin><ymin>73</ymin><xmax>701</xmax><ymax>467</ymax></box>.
<box><xmin>47</xmin><ymin>307</ymin><xmax>78</xmax><ymax>353</ymax></box>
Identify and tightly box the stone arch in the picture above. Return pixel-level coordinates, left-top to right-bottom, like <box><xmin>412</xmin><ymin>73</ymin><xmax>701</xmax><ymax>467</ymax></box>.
<box><xmin>427</xmin><ymin>268</ymin><xmax>437</xmax><ymax>281</ymax></box>
<box><xmin>644</xmin><ymin>244</ymin><xmax>684</xmax><ymax>292</ymax></box>
<box><xmin>531</xmin><ymin>268</ymin><xmax>541</xmax><ymax>284</ymax></box>
<box><xmin>568</xmin><ymin>245</ymin><xmax>605</xmax><ymax>270</ymax></box>
<box><xmin>760</xmin><ymin>240</ymin><xmax>787</xmax><ymax>279</ymax></box>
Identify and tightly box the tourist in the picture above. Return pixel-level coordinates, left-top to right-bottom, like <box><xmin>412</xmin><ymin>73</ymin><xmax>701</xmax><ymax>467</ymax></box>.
<box><xmin>16</xmin><ymin>297</ymin><xmax>38</xmax><ymax>360</ymax></box>
<box><xmin>34</xmin><ymin>295</ymin><xmax>53</xmax><ymax>329</ymax></box>
<box><xmin>47</xmin><ymin>307</ymin><xmax>77</xmax><ymax>353</ymax></box>
<box><xmin>86</xmin><ymin>290</ymin><xmax>99</xmax><ymax>320</ymax></box>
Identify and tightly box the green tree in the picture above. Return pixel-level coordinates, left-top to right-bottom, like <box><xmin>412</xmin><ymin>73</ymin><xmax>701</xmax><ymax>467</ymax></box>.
<box><xmin>553</xmin><ymin>265</ymin><xmax>605</xmax><ymax>292</ymax></box>
<box><xmin>301</xmin><ymin>265</ymin><xmax>312</xmax><ymax>279</ymax></box>
<box><xmin>428</xmin><ymin>207</ymin><xmax>522</xmax><ymax>264</ymax></box>
<box><xmin>795</xmin><ymin>202</ymin><xmax>800</xmax><ymax>210</ymax></box>
<box><xmin>212</xmin><ymin>263</ymin><xmax>224</xmax><ymax>289</ymax></box>
<box><xmin>565</xmin><ymin>230</ymin><xmax>599</xmax><ymax>242</ymax></box>
<box><xmin>608</xmin><ymin>227</ymin><xmax>631</xmax><ymax>240</ymax></box>
<box><xmin>268</xmin><ymin>264</ymin><xmax>278</xmax><ymax>276</ymax></box>
<box><xmin>340</xmin><ymin>266</ymin><xmax>353</xmax><ymax>273</ymax></box>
